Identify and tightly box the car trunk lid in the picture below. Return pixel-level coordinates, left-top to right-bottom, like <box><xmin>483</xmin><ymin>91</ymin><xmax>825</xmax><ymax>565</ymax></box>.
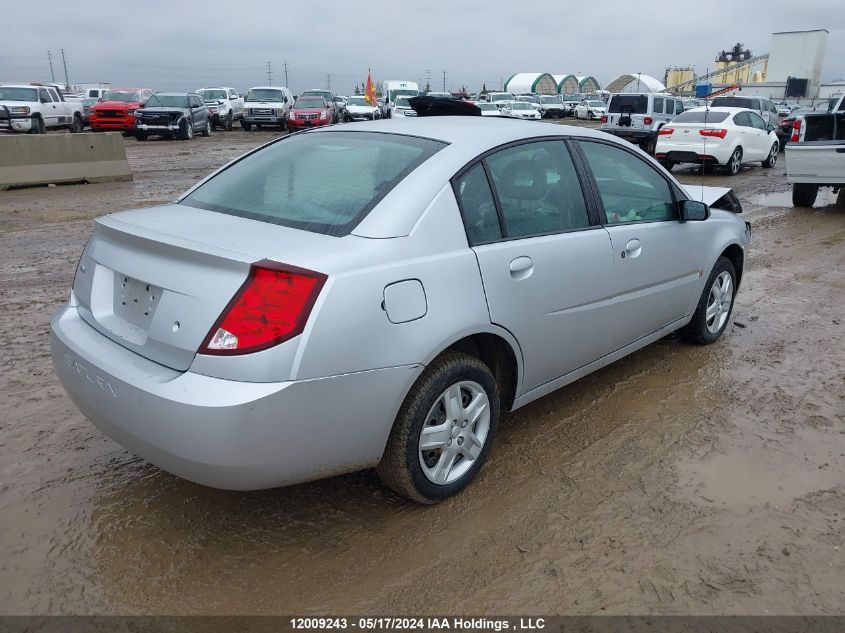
<box><xmin>72</xmin><ymin>204</ymin><xmax>335</xmax><ymax>371</ymax></box>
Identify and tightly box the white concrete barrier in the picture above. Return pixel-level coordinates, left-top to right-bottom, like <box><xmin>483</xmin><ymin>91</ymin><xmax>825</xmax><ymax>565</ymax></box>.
<box><xmin>0</xmin><ymin>132</ymin><xmax>132</xmax><ymax>190</ymax></box>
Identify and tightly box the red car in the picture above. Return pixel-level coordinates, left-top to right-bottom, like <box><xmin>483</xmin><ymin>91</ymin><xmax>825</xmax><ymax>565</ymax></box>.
<box><xmin>89</xmin><ymin>88</ymin><xmax>154</xmax><ymax>135</ymax></box>
<box><xmin>287</xmin><ymin>95</ymin><xmax>334</xmax><ymax>130</ymax></box>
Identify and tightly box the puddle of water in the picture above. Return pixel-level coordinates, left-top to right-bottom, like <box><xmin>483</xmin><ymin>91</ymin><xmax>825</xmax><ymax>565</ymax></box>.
<box><xmin>747</xmin><ymin>189</ymin><xmax>842</xmax><ymax>209</ymax></box>
<box><xmin>677</xmin><ymin>427</ymin><xmax>845</xmax><ymax>510</ymax></box>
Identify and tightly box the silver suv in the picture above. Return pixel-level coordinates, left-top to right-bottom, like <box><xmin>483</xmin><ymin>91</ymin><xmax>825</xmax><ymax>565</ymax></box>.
<box><xmin>601</xmin><ymin>93</ymin><xmax>684</xmax><ymax>153</ymax></box>
<box><xmin>710</xmin><ymin>96</ymin><xmax>779</xmax><ymax>127</ymax></box>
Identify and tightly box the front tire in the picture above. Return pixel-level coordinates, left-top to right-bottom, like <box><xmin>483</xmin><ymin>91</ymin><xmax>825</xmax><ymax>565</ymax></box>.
<box><xmin>225</xmin><ymin>111</ymin><xmax>233</xmax><ymax>131</ymax></box>
<box><xmin>681</xmin><ymin>257</ymin><xmax>736</xmax><ymax>345</ymax></box>
<box><xmin>70</xmin><ymin>114</ymin><xmax>83</xmax><ymax>133</ymax></box>
<box><xmin>762</xmin><ymin>142</ymin><xmax>778</xmax><ymax>168</ymax></box>
<box><xmin>377</xmin><ymin>353</ymin><xmax>500</xmax><ymax>504</ymax></box>
<box><xmin>241</xmin><ymin>120</ymin><xmax>252</xmax><ymax>131</ymax></box>
<box><xmin>135</xmin><ymin>129</ymin><xmax>148</xmax><ymax>141</ymax></box>
<box><xmin>792</xmin><ymin>183</ymin><xmax>819</xmax><ymax>207</ymax></box>
<box><xmin>29</xmin><ymin>116</ymin><xmax>45</xmax><ymax>134</ymax></box>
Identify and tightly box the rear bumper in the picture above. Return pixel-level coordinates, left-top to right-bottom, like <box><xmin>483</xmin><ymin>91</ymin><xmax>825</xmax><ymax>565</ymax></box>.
<box><xmin>50</xmin><ymin>304</ymin><xmax>419</xmax><ymax>490</ymax></box>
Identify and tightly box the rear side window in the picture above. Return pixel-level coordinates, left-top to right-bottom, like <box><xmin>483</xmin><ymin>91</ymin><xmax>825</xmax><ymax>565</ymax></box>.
<box><xmin>454</xmin><ymin>164</ymin><xmax>501</xmax><ymax>244</ymax></box>
<box><xmin>579</xmin><ymin>141</ymin><xmax>676</xmax><ymax>224</ymax></box>
<box><xmin>182</xmin><ymin>131</ymin><xmax>446</xmax><ymax>236</ymax></box>
<box><xmin>653</xmin><ymin>97</ymin><xmax>664</xmax><ymax>114</ymax></box>
<box><xmin>486</xmin><ymin>141</ymin><xmax>589</xmax><ymax>238</ymax></box>
<box><xmin>733</xmin><ymin>112</ymin><xmax>752</xmax><ymax>127</ymax></box>
<box><xmin>672</xmin><ymin>111</ymin><xmax>730</xmax><ymax>123</ymax></box>
<box><xmin>609</xmin><ymin>95</ymin><xmax>648</xmax><ymax>114</ymax></box>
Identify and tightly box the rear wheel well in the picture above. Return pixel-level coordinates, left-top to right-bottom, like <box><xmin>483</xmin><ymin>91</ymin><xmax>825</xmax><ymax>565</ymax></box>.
<box><xmin>439</xmin><ymin>334</ymin><xmax>519</xmax><ymax>412</ymax></box>
<box><xmin>720</xmin><ymin>244</ymin><xmax>744</xmax><ymax>289</ymax></box>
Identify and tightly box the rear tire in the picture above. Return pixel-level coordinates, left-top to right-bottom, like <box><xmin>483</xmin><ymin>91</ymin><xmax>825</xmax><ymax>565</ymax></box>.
<box><xmin>225</xmin><ymin>112</ymin><xmax>233</xmax><ymax>131</ymax></box>
<box><xmin>726</xmin><ymin>147</ymin><xmax>743</xmax><ymax>175</ymax></box>
<box><xmin>201</xmin><ymin>118</ymin><xmax>211</xmax><ymax>137</ymax></box>
<box><xmin>762</xmin><ymin>142</ymin><xmax>778</xmax><ymax>168</ymax></box>
<box><xmin>180</xmin><ymin>119</ymin><xmax>193</xmax><ymax>140</ymax></box>
<box><xmin>658</xmin><ymin>159</ymin><xmax>674</xmax><ymax>172</ymax></box>
<box><xmin>377</xmin><ymin>353</ymin><xmax>500</xmax><ymax>504</ymax></box>
<box><xmin>681</xmin><ymin>256</ymin><xmax>737</xmax><ymax>345</ymax></box>
<box><xmin>792</xmin><ymin>183</ymin><xmax>819</xmax><ymax>207</ymax></box>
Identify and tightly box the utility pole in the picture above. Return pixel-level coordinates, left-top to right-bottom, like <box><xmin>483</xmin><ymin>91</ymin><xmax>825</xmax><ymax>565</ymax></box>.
<box><xmin>47</xmin><ymin>51</ymin><xmax>55</xmax><ymax>83</ymax></box>
<box><xmin>266</xmin><ymin>62</ymin><xmax>273</xmax><ymax>85</ymax></box>
<box><xmin>283</xmin><ymin>61</ymin><xmax>289</xmax><ymax>87</ymax></box>
<box><xmin>442</xmin><ymin>69</ymin><xmax>446</xmax><ymax>92</ymax></box>
<box><xmin>60</xmin><ymin>49</ymin><xmax>70</xmax><ymax>91</ymax></box>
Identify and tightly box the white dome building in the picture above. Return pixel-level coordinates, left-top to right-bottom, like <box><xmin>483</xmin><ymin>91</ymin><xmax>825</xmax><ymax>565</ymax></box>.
<box><xmin>605</xmin><ymin>73</ymin><xmax>667</xmax><ymax>93</ymax></box>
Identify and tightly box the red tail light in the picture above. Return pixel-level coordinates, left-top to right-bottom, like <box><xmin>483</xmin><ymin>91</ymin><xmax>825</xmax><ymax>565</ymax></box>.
<box><xmin>200</xmin><ymin>260</ymin><xmax>327</xmax><ymax>356</ymax></box>
<box><xmin>644</xmin><ymin>116</ymin><xmax>653</xmax><ymax>125</ymax></box>
<box><xmin>658</xmin><ymin>127</ymin><xmax>674</xmax><ymax>136</ymax></box>
<box><xmin>790</xmin><ymin>119</ymin><xmax>802</xmax><ymax>142</ymax></box>
<box><xmin>699</xmin><ymin>128</ymin><xmax>728</xmax><ymax>139</ymax></box>
<box><xmin>600</xmin><ymin>114</ymin><xmax>607</xmax><ymax>123</ymax></box>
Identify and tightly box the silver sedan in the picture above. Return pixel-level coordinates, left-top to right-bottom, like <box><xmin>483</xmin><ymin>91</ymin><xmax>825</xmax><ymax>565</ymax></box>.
<box><xmin>50</xmin><ymin>118</ymin><xmax>750</xmax><ymax>503</ymax></box>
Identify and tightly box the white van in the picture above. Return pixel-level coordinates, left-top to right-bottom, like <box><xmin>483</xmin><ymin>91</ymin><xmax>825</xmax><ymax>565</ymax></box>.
<box><xmin>381</xmin><ymin>80</ymin><xmax>419</xmax><ymax>118</ymax></box>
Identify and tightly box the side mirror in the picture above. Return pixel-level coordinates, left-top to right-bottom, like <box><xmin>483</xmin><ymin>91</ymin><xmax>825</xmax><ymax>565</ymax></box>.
<box><xmin>767</xmin><ymin>124</ymin><xmax>775</xmax><ymax>133</ymax></box>
<box><xmin>679</xmin><ymin>199</ymin><xmax>709</xmax><ymax>222</ymax></box>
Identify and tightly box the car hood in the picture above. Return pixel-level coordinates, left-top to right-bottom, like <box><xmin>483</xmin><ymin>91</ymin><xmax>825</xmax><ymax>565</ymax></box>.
<box><xmin>93</xmin><ymin>100</ymin><xmax>143</xmax><ymax>110</ymax></box>
<box><xmin>138</xmin><ymin>106</ymin><xmax>190</xmax><ymax>114</ymax></box>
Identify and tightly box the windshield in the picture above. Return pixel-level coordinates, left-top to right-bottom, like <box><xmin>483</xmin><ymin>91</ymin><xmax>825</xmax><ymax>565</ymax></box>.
<box><xmin>303</xmin><ymin>90</ymin><xmax>332</xmax><ymax>101</ymax></box>
<box><xmin>389</xmin><ymin>89</ymin><xmax>418</xmax><ymax>101</ymax></box>
<box><xmin>711</xmin><ymin>97</ymin><xmax>754</xmax><ymax>109</ymax></box>
<box><xmin>346</xmin><ymin>97</ymin><xmax>370</xmax><ymax>107</ymax></box>
<box><xmin>491</xmin><ymin>93</ymin><xmax>514</xmax><ymax>102</ymax></box>
<box><xmin>829</xmin><ymin>97</ymin><xmax>844</xmax><ymax>112</ymax></box>
<box><xmin>294</xmin><ymin>97</ymin><xmax>324</xmax><ymax>109</ymax></box>
<box><xmin>672</xmin><ymin>111</ymin><xmax>730</xmax><ymax>123</ymax></box>
<box><xmin>246</xmin><ymin>89</ymin><xmax>283</xmax><ymax>102</ymax></box>
<box><xmin>540</xmin><ymin>96</ymin><xmax>559</xmax><ymax>104</ymax></box>
<box><xmin>101</xmin><ymin>90</ymin><xmax>142</xmax><ymax>102</ymax></box>
<box><xmin>395</xmin><ymin>97</ymin><xmax>411</xmax><ymax>108</ymax></box>
<box><xmin>512</xmin><ymin>103</ymin><xmax>533</xmax><ymax>110</ymax></box>
<box><xmin>0</xmin><ymin>87</ymin><xmax>38</xmax><ymax>101</ymax></box>
<box><xmin>608</xmin><ymin>95</ymin><xmax>647</xmax><ymax>113</ymax></box>
<box><xmin>182</xmin><ymin>132</ymin><xmax>446</xmax><ymax>237</ymax></box>
<box><xmin>198</xmin><ymin>89</ymin><xmax>227</xmax><ymax>100</ymax></box>
<box><xmin>588</xmin><ymin>101</ymin><xmax>605</xmax><ymax>108</ymax></box>
<box><xmin>145</xmin><ymin>94</ymin><xmax>189</xmax><ymax>108</ymax></box>
<box><xmin>478</xmin><ymin>103</ymin><xmax>497</xmax><ymax>111</ymax></box>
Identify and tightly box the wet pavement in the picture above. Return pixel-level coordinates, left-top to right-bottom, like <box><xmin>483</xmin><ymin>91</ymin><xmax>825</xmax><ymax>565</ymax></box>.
<box><xmin>0</xmin><ymin>125</ymin><xmax>843</xmax><ymax>615</ymax></box>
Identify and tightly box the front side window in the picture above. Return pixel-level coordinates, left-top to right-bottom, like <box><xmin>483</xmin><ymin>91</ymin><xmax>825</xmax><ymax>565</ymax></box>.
<box><xmin>674</xmin><ymin>100</ymin><xmax>684</xmax><ymax>115</ymax></box>
<box><xmin>453</xmin><ymin>163</ymin><xmax>501</xmax><ymax>245</ymax></box>
<box><xmin>485</xmin><ymin>141</ymin><xmax>590</xmax><ymax>238</ymax></box>
<box><xmin>39</xmin><ymin>89</ymin><xmax>52</xmax><ymax>103</ymax></box>
<box><xmin>182</xmin><ymin>131</ymin><xmax>445</xmax><ymax>237</ymax></box>
<box><xmin>579</xmin><ymin>141</ymin><xmax>676</xmax><ymax>224</ymax></box>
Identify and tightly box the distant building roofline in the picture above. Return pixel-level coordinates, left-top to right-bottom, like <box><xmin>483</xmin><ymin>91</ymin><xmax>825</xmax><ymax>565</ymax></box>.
<box><xmin>771</xmin><ymin>29</ymin><xmax>829</xmax><ymax>35</ymax></box>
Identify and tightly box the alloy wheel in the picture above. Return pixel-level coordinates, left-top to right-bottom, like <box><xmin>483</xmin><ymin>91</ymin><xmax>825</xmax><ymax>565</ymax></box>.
<box><xmin>418</xmin><ymin>381</ymin><xmax>491</xmax><ymax>485</ymax></box>
<box><xmin>705</xmin><ymin>271</ymin><xmax>733</xmax><ymax>334</ymax></box>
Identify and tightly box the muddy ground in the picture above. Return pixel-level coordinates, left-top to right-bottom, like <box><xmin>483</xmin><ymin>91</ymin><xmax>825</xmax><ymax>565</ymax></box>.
<box><xmin>0</xmin><ymin>124</ymin><xmax>843</xmax><ymax>615</ymax></box>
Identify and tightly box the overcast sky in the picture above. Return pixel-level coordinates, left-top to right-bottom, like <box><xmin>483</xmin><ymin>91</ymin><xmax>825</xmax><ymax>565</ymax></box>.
<box><xmin>2</xmin><ymin>1</ymin><xmax>843</xmax><ymax>95</ymax></box>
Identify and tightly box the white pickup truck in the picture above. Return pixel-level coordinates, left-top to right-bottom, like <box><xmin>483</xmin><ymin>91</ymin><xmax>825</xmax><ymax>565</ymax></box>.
<box><xmin>0</xmin><ymin>84</ymin><xmax>85</xmax><ymax>133</ymax></box>
<box><xmin>786</xmin><ymin>94</ymin><xmax>845</xmax><ymax>206</ymax></box>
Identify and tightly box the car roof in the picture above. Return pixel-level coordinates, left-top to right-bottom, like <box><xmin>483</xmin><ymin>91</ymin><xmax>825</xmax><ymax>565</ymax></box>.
<box><xmin>1</xmin><ymin>84</ymin><xmax>41</xmax><ymax>89</ymax></box>
<box><xmin>683</xmin><ymin>106</ymin><xmax>756</xmax><ymax>114</ymax></box>
<box><xmin>153</xmin><ymin>92</ymin><xmax>193</xmax><ymax>96</ymax></box>
<box><xmin>248</xmin><ymin>86</ymin><xmax>286</xmax><ymax>90</ymax></box>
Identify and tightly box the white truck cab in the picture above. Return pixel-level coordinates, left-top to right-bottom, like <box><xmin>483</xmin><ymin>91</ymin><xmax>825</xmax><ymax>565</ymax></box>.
<box><xmin>0</xmin><ymin>84</ymin><xmax>84</xmax><ymax>133</ymax></box>
<box><xmin>196</xmin><ymin>87</ymin><xmax>244</xmax><ymax>130</ymax></box>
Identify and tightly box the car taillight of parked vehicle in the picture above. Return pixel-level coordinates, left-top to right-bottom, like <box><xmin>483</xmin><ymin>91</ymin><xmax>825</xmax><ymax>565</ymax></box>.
<box><xmin>200</xmin><ymin>260</ymin><xmax>327</xmax><ymax>356</ymax></box>
<box><xmin>790</xmin><ymin>119</ymin><xmax>802</xmax><ymax>142</ymax></box>
<box><xmin>644</xmin><ymin>116</ymin><xmax>653</xmax><ymax>125</ymax></box>
<box><xmin>658</xmin><ymin>127</ymin><xmax>674</xmax><ymax>136</ymax></box>
<box><xmin>699</xmin><ymin>128</ymin><xmax>728</xmax><ymax>139</ymax></box>
<box><xmin>600</xmin><ymin>114</ymin><xmax>608</xmax><ymax>123</ymax></box>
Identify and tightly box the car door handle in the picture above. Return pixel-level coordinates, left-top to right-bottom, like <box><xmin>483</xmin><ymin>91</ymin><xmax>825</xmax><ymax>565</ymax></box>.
<box><xmin>509</xmin><ymin>256</ymin><xmax>534</xmax><ymax>280</ymax></box>
<box><xmin>622</xmin><ymin>239</ymin><xmax>642</xmax><ymax>259</ymax></box>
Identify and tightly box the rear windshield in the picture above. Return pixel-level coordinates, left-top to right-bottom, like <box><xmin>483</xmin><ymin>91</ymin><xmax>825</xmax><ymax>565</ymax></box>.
<box><xmin>608</xmin><ymin>95</ymin><xmax>648</xmax><ymax>114</ymax></box>
<box><xmin>672</xmin><ymin>111</ymin><xmax>730</xmax><ymax>123</ymax></box>
<box><xmin>181</xmin><ymin>132</ymin><xmax>446</xmax><ymax>236</ymax></box>
<box><xmin>710</xmin><ymin>97</ymin><xmax>755</xmax><ymax>109</ymax></box>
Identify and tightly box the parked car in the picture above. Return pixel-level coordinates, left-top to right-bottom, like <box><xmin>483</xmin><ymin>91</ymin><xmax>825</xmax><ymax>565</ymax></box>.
<box><xmin>80</xmin><ymin>97</ymin><xmax>98</xmax><ymax>127</ymax></box>
<box><xmin>786</xmin><ymin>94</ymin><xmax>845</xmax><ymax>206</ymax></box>
<box><xmin>381</xmin><ymin>80</ymin><xmax>420</xmax><ymax>118</ymax></box>
<box><xmin>501</xmin><ymin>102</ymin><xmax>541</xmax><ymax>120</ymax></box>
<box><xmin>683</xmin><ymin>99</ymin><xmax>704</xmax><ymax>111</ymax></box>
<box><xmin>575</xmin><ymin>99</ymin><xmax>607</xmax><ymax>120</ymax></box>
<box><xmin>300</xmin><ymin>89</ymin><xmax>339</xmax><ymax>123</ymax></box>
<box><xmin>242</xmin><ymin>86</ymin><xmax>293</xmax><ymax>131</ymax></box>
<box><xmin>344</xmin><ymin>95</ymin><xmax>381</xmax><ymax>121</ymax></box>
<box><xmin>710</xmin><ymin>96</ymin><xmax>779</xmax><ymax>127</ymax></box>
<box><xmin>288</xmin><ymin>95</ymin><xmax>334</xmax><ymax>129</ymax></box>
<box><xmin>196</xmin><ymin>87</ymin><xmax>243</xmax><ymax>131</ymax></box>
<box><xmin>476</xmin><ymin>102</ymin><xmax>503</xmax><ymax>117</ymax></box>
<box><xmin>134</xmin><ymin>92</ymin><xmax>210</xmax><ymax>140</ymax></box>
<box><xmin>561</xmin><ymin>95</ymin><xmax>580</xmax><ymax>116</ymax></box>
<box><xmin>775</xmin><ymin>106</ymin><xmax>818</xmax><ymax>149</ymax></box>
<box><xmin>333</xmin><ymin>96</ymin><xmax>348</xmax><ymax>121</ymax></box>
<box><xmin>538</xmin><ymin>95</ymin><xmax>564</xmax><ymax>118</ymax></box>
<box><xmin>0</xmin><ymin>84</ymin><xmax>84</xmax><ymax>133</ymax></box>
<box><xmin>601</xmin><ymin>93</ymin><xmax>684</xmax><ymax>153</ymax></box>
<box><xmin>392</xmin><ymin>96</ymin><xmax>416</xmax><ymax>118</ymax></box>
<box><xmin>775</xmin><ymin>101</ymin><xmax>793</xmax><ymax>116</ymax></box>
<box><xmin>50</xmin><ymin>118</ymin><xmax>749</xmax><ymax>503</ymax></box>
<box><xmin>89</xmin><ymin>88</ymin><xmax>154</xmax><ymax>136</ymax></box>
<box><xmin>484</xmin><ymin>92</ymin><xmax>516</xmax><ymax>107</ymax></box>
<box><xmin>655</xmin><ymin>107</ymin><xmax>780</xmax><ymax>175</ymax></box>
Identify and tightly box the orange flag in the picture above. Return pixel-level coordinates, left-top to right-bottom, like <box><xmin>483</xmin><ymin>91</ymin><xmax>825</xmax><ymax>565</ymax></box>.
<box><xmin>365</xmin><ymin>69</ymin><xmax>377</xmax><ymax>107</ymax></box>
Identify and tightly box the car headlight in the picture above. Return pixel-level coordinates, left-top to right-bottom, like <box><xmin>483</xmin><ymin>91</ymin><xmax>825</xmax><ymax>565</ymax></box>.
<box><xmin>134</xmin><ymin>110</ymin><xmax>142</xmax><ymax>118</ymax></box>
<box><xmin>275</xmin><ymin>107</ymin><xmax>285</xmax><ymax>115</ymax></box>
<box><xmin>127</xmin><ymin>109</ymin><xmax>136</xmax><ymax>115</ymax></box>
<box><xmin>10</xmin><ymin>106</ymin><xmax>31</xmax><ymax>116</ymax></box>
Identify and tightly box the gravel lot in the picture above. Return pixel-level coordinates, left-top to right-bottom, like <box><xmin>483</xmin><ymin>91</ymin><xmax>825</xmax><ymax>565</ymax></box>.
<box><xmin>0</xmin><ymin>123</ymin><xmax>843</xmax><ymax>615</ymax></box>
